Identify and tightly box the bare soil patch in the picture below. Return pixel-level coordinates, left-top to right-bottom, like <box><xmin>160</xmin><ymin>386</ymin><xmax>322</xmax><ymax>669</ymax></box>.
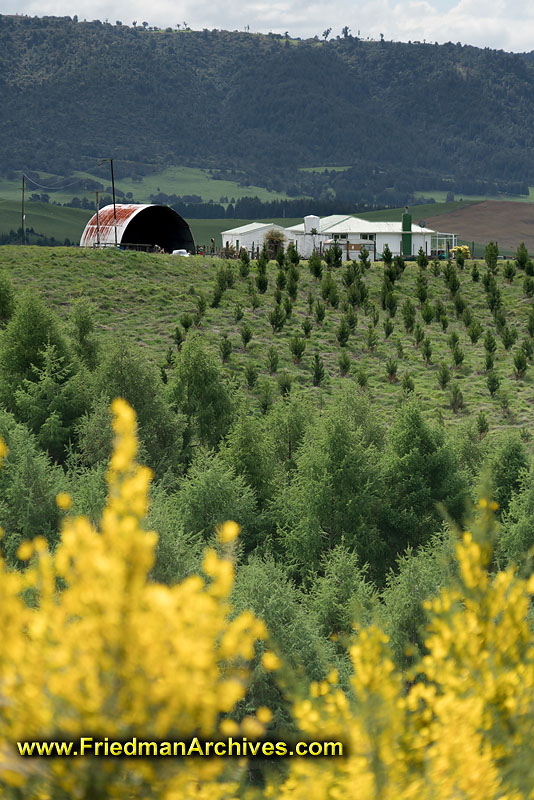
<box><xmin>425</xmin><ymin>201</ymin><xmax>534</xmax><ymax>252</ymax></box>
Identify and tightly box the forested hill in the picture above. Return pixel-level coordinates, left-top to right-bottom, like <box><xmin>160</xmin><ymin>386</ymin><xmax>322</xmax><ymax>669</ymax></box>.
<box><xmin>3</xmin><ymin>14</ymin><xmax>534</xmax><ymax>199</ymax></box>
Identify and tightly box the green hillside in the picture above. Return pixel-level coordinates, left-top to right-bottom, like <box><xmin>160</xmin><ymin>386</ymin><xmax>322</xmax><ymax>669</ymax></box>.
<box><xmin>1</xmin><ymin>244</ymin><xmax>533</xmax><ymax>436</ymax></box>
<box><xmin>3</xmin><ymin>14</ymin><xmax>534</xmax><ymax>206</ymax></box>
<box><xmin>0</xmin><ymin>166</ymin><xmax>298</xmax><ymax>207</ymax></box>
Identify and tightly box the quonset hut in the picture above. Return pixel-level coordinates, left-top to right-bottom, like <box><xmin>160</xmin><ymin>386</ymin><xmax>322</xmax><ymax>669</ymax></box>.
<box><xmin>80</xmin><ymin>204</ymin><xmax>195</xmax><ymax>253</ymax></box>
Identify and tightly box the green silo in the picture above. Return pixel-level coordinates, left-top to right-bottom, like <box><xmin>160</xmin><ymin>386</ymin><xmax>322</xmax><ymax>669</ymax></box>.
<box><xmin>402</xmin><ymin>210</ymin><xmax>412</xmax><ymax>256</ymax></box>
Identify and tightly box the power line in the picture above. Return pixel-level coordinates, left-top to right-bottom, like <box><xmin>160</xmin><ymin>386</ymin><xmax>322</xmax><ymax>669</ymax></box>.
<box><xmin>22</xmin><ymin>173</ymin><xmax>92</xmax><ymax>192</ymax></box>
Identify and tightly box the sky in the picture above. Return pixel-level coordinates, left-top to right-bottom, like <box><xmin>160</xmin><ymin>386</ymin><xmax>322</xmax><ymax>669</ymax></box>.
<box><xmin>1</xmin><ymin>0</ymin><xmax>534</xmax><ymax>52</ymax></box>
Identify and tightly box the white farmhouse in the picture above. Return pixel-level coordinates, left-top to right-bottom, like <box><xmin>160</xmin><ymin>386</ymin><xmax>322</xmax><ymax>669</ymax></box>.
<box><xmin>221</xmin><ymin>212</ymin><xmax>457</xmax><ymax>261</ymax></box>
<box><xmin>220</xmin><ymin>222</ymin><xmax>287</xmax><ymax>255</ymax></box>
<box><xmin>323</xmin><ymin>215</ymin><xmax>439</xmax><ymax>261</ymax></box>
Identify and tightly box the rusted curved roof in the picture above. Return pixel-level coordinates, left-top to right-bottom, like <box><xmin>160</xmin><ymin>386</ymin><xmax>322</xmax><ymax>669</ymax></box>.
<box><xmin>79</xmin><ymin>204</ymin><xmax>195</xmax><ymax>253</ymax></box>
<box><xmin>80</xmin><ymin>204</ymin><xmax>149</xmax><ymax>247</ymax></box>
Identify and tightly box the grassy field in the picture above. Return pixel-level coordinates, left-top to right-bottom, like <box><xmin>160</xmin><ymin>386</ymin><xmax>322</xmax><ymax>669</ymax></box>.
<box><xmin>0</xmin><ymin>199</ymin><xmax>89</xmax><ymax>241</ymax></box>
<box><xmin>359</xmin><ymin>200</ymin><xmax>476</xmax><ymax>221</ymax></box>
<box><xmin>414</xmin><ymin>188</ymin><xmax>534</xmax><ymax>204</ymax></box>
<box><xmin>1</xmin><ymin>244</ymin><xmax>533</xmax><ymax>439</ymax></box>
<box><xmin>0</xmin><ymin>166</ymin><xmax>297</xmax><ymax>206</ymax></box>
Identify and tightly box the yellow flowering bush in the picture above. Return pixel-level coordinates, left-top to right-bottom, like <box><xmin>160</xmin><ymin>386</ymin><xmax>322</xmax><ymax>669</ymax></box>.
<box><xmin>0</xmin><ymin>398</ymin><xmax>266</xmax><ymax>799</ymax></box>
<box><xmin>1</xmin><ymin>399</ymin><xmax>533</xmax><ymax>799</ymax></box>
<box><xmin>273</xmin><ymin>502</ymin><xmax>534</xmax><ymax>800</ymax></box>
<box><xmin>450</xmin><ymin>244</ymin><xmax>471</xmax><ymax>259</ymax></box>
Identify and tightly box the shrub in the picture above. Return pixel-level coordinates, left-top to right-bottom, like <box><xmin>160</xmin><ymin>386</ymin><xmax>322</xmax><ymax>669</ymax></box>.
<box><xmin>366</xmin><ymin>325</ymin><xmax>378</xmax><ymax>352</ymax></box>
<box><xmin>312</xmin><ymin>352</ymin><xmax>325</xmax><ymax>386</ymax></box>
<box><xmin>336</xmin><ymin>317</ymin><xmax>351</xmax><ymax>347</ymax></box>
<box><xmin>401</xmin><ymin>299</ymin><xmax>416</xmax><ymax>333</ymax></box>
<box><xmin>283</xmin><ymin>295</ymin><xmax>293</xmax><ymax>318</ymax></box>
<box><xmin>384</xmin><ymin>357</ymin><xmax>397</xmax><ymax>383</ymax></box>
<box><xmin>471</xmin><ymin>263</ymin><xmax>480</xmax><ymax>281</ymax></box>
<box><xmin>448</xmin><ymin>331</ymin><xmax>459</xmax><ymax>351</ymax></box>
<box><xmin>514</xmin><ymin>348</ymin><xmax>528</xmax><ymax>379</ymax></box>
<box><xmin>240</xmin><ymin>323</ymin><xmax>252</xmax><ymax>349</ymax></box>
<box><xmin>454</xmin><ymin>294</ymin><xmax>466</xmax><ymax>318</ymax></box>
<box><xmin>501</xmin><ymin>325</ymin><xmax>517</xmax><ymax>351</ymax></box>
<box><xmin>468</xmin><ymin>320</ymin><xmax>482</xmax><ymax>344</ymax></box>
<box><xmin>314</xmin><ymin>300</ymin><xmax>325</xmax><ymax>325</ymax></box>
<box><xmin>401</xmin><ymin>372</ymin><xmax>414</xmax><ymax>395</ymax></box>
<box><xmin>485</xmin><ymin>240</ymin><xmax>499</xmax><ymax>272</ymax></box>
<box><xmin>290</xmin><ymin>336</ymin><xmax>306</xmax><ymax>364</ymax></box>
<box><xmin>266</xmin><ymin>346</ymin><xmax>278</xmax><ymax>374</ymax></box>
<box><xmin>414</xmin><ymin>323</ymin><xmax>424</xmax><ymax>347</ymax></box>
<box><xmin>356</xmin><ymin>365</ymin><xmax>368</xmax><ymax>388</ymax></box>
<box><xmin>308</xmin><ymin>251</ymin><xmax>323</xmax><ymax>279</ymax></box>
<box><xmin>417</xmin><ymin>247</ymin><xmax>428</xmax><ymax>269</ymax></box>
<box><xmin>449</xmin><ymin>382</ymin><xmax>464</xmax><ymax>412</ymax></box>
<box><xmin>487</xmin><ymin>370</ymin><xmax>500</xmax><ymax>396</ymax></box>
<box><xmin>421</xmin><ymin>300</ymin><xmax>434</xmax><ymax>324</ymax></box>
<box><xmin>524</xmin><ymin>276</ymin><xmax>534</xmax><ymax>297</ymax></box>
<box><xmin>477</xmin><ymin>411</ymin><xmax>489</xmax><ymax>438</ymax></box>
<box><xmin>245</xmin><ymin>362</ymin><xmax>258</xmax><ymax>388</ymax></box>
<box><xmin>278</xmin><ymin>371</ymin><xmax>292</xmax><ymax>396</ymax></box>
<box><xmin>504</xmin><ymin>261</ymin><xmax>516</xmax><ymax>283</ymax></box>
<box><xmin>287</xmin><ymin>277</ymin><xmax>298</xmax><ymax>301</ymax></box>
<box><xmin>336</xmin><ymin>350</ymin><xmax>350</xmax><ymax>376</ymax></box>
<box><xmin>485</xmin><ymin>352</ymin><xmax>495</xmax><ymax>373</ymax></box>
<box><xmin>384</xmin><ymin>317</ymin><xmax>394</xmax><ymax>338</ymax></box>
<box><xmin>219</xmin><ymin>333</ymin><xmax>232</xmax><ymax>363</ymax></box>
<box><xmin>484</xmin><ymin>329</ymin><xmax>497</xmax><ymax>354</ymax></box>
<box><xmin>269</xmin><ymin>304</ymin><xmax>286</xmax><ymax>333</ymax></box>
<box><xmin>258</xmin><ymin>378</ymin><xmax>273</xmax><ymax>413</ymax></box>
<box><xmin>239</xmin><ymin>249</ymin><xmax>250</xmax><ymax>276</ymax></box>
<box><xmin>437</xmin><ymin>361</ymin><xmax>450</xmax><ymax>389</ymax></box>
<box><xmin>345</xmin><ymin>306</ymin><xmax>357</xmax><ymax>331</ymax></box>
<box><xmin>302</xmin><ymin>317</ymin><xmax>312</xmax><ymax>338</ymax></box>
<box><xmin>452</xmin><ymin>342</ymin><xmax>465</xmax><ymax>368</ymax></box>
<box><xmin>421</xmin><ymin>337</ymin><xmax>432</xmax><ymax>365</ymax></box>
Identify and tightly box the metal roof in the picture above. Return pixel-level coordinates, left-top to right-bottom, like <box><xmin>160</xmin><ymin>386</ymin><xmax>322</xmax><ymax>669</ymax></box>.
<box><xmin>80</xmin><ymin>204</ymin><xmax>151</xmax><ymax>247</ymax></box>
<box><xmin>221</xmin><ymin>222</ymin><xmax>285</xmax><ymax>235</ymax></box>
<box><xmin>285</xmin><ymin>214</ymin><xmax>353</xmax><ymax>233</ymax></box>
<box><xmin>324</xmin><ymin>218</ymin><xmax>436</xmax><ymax>235</ymax></box>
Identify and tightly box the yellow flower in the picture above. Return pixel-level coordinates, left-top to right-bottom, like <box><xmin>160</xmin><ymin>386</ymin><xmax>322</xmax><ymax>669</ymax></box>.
<box><xmin>56</xmin><ymin>492</ymin><xmax>72</xmax><ymax>511</ymax></box>
<box><xmin>17</xmin><ymin>541</ymin><xmax>33</xmax><ymax>561</ymax></box>
<box><xmin>257</xmin><ymin>706</ymin><xmax>272</xmax><ymax>724</ymax></box>
<box><xmin>218</xmin><ymin>520</ymin><xmax>240</xmax><ymax>543</ymax></box>
<box><xmin>262</xmin><ymin>651</ymin><xmax>281</xmax><ymax>671</ymax></box>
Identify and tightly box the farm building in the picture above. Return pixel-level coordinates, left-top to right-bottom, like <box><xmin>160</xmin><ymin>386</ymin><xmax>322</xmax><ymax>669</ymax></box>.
<box><xmin>80</xmin><ymin>204</ymin><xmax>195</xmax><ymax>253</ymax></box>
<box><xmin>220</xmin><ymin>222</ymin><xmax>287</xmax><ymax>255</ymax></box>
<box><xmin>323</xmin><ymin>214</ymin><xmax>439</xmax><ymax>261</ymax></box>
<box><xmin>222</xmin><ymin>212</ymin><xmax>456</xmax><ymax>260</ymax></box>
<box><xmin>284</xmin><ymin>214</ymin><xmax>354</xmax><ymax>257</ymax></box>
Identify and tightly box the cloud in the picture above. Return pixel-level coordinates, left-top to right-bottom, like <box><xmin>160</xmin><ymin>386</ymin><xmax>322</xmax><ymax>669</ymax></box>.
<box><xmin>1</xmin><ymin>0</ymin><xmax>534</xmax><ymax>51</ymax></box>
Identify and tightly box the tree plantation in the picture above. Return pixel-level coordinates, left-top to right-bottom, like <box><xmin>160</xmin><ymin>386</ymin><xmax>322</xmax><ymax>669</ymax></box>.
<box><xmin>0</xmin><ymin>243</ymin><xmax>534</xmax><ymax>797</ymax></box>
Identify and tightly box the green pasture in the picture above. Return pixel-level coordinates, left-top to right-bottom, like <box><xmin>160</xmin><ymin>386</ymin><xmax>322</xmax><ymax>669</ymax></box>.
<box><xmin>414</xmin><ymin>188</ymin><xmax>534</xmax><ymax>204</ymax></box>
<box><xmin>0</xmin><ymin>165</ymin><xmax>296</xmax><ymax>206</ymax></box>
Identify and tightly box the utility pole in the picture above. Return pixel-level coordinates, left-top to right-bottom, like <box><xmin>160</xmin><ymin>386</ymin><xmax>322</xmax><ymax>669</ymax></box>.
<box><xmin>98</xmin><ymin>158</ymin><xmax>118</xmax><ymax>246</ymax></box>
<box><xmin>21</xmin><ymin>174</ymin><xmax>25</xmax><ymax>245</ymax></box>
<box><xmin>95</xmin><ymin>190</ymin><xmax>100</xmax><ymax>246</ymax></box>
